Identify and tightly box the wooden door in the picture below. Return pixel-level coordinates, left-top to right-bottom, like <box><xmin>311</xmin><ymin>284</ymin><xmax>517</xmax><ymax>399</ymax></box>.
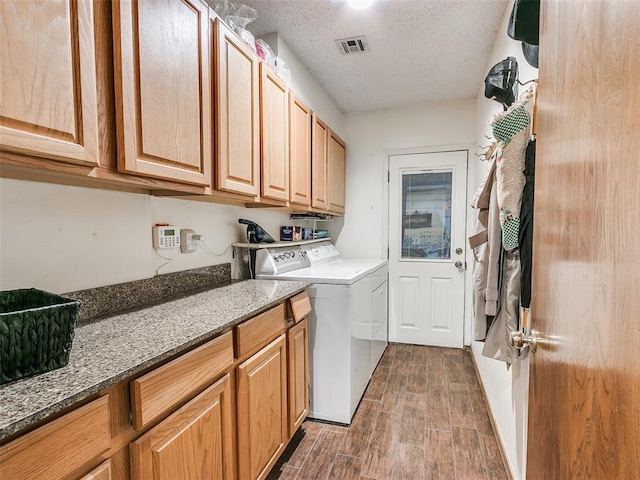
<box><xmin>289</xmin><ymin>93</ymin><xmax>312</xmax><ymax>206</ymax></box>
<box><xmin>287</xmin><ymin>319</ymin><xmax>309</xmax><ymax>437</ymax></box>
<box><xmin>260</xmin><ymin>63</ymin><xmax>289</xmax><ymax>202</ymax></box>
<box><xmin>388</xmin><ymin>151</ymin><xmax>467</xmax><ymax>347</ymax></box>
<box><xmin>130</xmin><ymin>373</ymin><xmax>235</xmax><ymax>480</ymax></box>
<box><xmin>311</xmin><ymin>115</ymin><xmax>329</xmax><ymax>210</ymax></box>
<box><xmin>112</xmin><ymin>0</ymin><xmax>211</xmax><ymax>186</ymax></box>
<box><xmin>0</xmin><ymin>0</ymin><xmax>99</xmax><ymax>165</ymax></box>
<box><xmin>527</xmin><ymin>1</ymin><xmax>640</xmax><ymax>478</ymax></box>
<box><xmin>213</xmin><ymin>18</ymin><xmax>260</xmax><ymax>197</ymax></box>
<box><xmin>327</xmin><ymin>130</ymin><xmax>346</xmax><ymax>215</ymax></box>
<box><xmin>236</xmin><ymin>334</ymin><xmax>288</xmax><ymax>480</ymax></box>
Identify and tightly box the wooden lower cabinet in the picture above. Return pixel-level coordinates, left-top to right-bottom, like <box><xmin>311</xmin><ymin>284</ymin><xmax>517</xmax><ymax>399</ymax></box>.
<box><xmin>236</xmin><ymin>334</ymin><xmax>288</xmax><ymax>480</ymax></box>
<box><xmin>130</xmin><ymin>373</ymin><xmax>235</xmax><ymax>480</ymax></box>
<box><xmin>0</xmin><ymin>295</ymin><xmax>310</xmax><ymax>480</ymax></box>
<box><xmin>0</xmin><ymin>395</ymin><xmax>111</xmax><ymax>480</ymax></box>
<box><xmin>288</xmin><ymin>319</ymin><xmax>309</xmax><ymax>436</ymax></box>
<box><xmin>79</xmin><ymin>459</ymin><xmax>112</xmax><ymax>480</ymax></box>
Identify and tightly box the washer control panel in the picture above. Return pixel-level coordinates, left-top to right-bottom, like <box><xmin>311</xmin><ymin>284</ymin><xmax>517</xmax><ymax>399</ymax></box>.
<box><xmin>255</xmin><ymin>246</ymin><xmax>310</xmax><ymax>275</ymax></box>
<box><xmin>301</xmin><ymin>241</ymin><xmax>340</xmax><ymax>265</ymax></box>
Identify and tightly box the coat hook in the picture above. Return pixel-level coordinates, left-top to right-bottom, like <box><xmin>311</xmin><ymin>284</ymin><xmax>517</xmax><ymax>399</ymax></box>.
<box><xmin>484</xmin><ymin>135</ymin><xmax>492</xmax><ymax>140</ymax></box>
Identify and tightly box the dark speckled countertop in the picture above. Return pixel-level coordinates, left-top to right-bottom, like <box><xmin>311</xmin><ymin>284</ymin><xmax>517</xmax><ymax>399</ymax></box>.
<box><xmin>0</xmin><ymin>279</ymin><xmax>310</xmax><ymax>440</ymax></box>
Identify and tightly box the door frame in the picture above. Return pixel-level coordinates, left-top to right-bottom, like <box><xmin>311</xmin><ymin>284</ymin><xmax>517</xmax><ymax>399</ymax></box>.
<box><xmin>383</xmin><ymin>144</ymin><xmax>475</xmax><ymax>346</ymax></box>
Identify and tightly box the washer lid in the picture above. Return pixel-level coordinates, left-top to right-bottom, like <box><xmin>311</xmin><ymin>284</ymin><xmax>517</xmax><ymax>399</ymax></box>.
<box><xmin>256</xmin><ymin>258</ymin><xmax>387</xmax><ymax>285</ymax></box>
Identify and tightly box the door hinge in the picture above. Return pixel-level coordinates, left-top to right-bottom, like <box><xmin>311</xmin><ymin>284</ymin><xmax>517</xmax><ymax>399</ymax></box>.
<box><xmin>387</xmin><ymin>171</ymin><xmax>390</xmax><ymax>182</ymax></box>
<box><xmin>387</xmin><ymin>247</ymin><xmax>390</xmax><ymax>258</ymax></box>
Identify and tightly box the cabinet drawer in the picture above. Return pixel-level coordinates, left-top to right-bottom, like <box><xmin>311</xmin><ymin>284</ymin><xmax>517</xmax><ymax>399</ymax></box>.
<box><xmin>0</xmin><ymin>395</ymin><xmax>111</xmax><ymax>480</ymax></box>
<box><xmin>235</xmin><ymin>303</ymin><xmax>286</xmax><ymax>359</ymax></box>
<box><xmin>130</xmin><ymin>331</ymin><xmax>233</xmax><ymax>431</ymax></box>
<box><xmin>288</xmin><ymin>290</ymin><xmax>311</xmax><ymax>323</ymax></box>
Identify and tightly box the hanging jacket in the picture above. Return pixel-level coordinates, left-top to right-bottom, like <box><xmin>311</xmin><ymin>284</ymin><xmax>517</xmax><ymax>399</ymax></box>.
<box><xmin>470</xmin><ymin>155</ymin><xmax>496</xmax><ymax>340</ymax></box>
<box><xmin>519</xmin><ymin>139</ymin><xmax>536</xmax><ymax>308</ymax></box>
<box><xmin>484</xmin><ymin>177</ymin><xmax>502</xmax><ymax>319</ymax></box>
<box><xmin>491</xmin><ymin>87</ymin><xmax>535</xmax><ymax>251</ymax></box>
<box><xmin>482</xmin><ymin>249</ymin><xmax>521</xmax><ymax>364</ymax></box>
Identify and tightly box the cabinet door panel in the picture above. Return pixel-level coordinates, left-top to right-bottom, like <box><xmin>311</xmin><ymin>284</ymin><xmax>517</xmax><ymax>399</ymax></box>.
<box><xmin>0</xmin><ymin>0</ymin><xmax>99</xmax><ymax>165</ymax></box>
<box><xmin>260</xmin><ymin>64</ymin><xmax>289</xmax><ymax>202</ymax></box>
<box><xmin>237</xmin><ymin>334</ymin><xmax>288</xmax><ymax>480</ymax></box>
<box><xmin>113</xmin><ymin>0</ymin><xmax>211</xmax><ymax>185</ymax></box>
<box><xmin>288</xmin><ymin>319</ymin><xmax>309</xmax><ymax>436</ymax></box>
<box><xmin>311</xmin><ymin>115</ymin><xmax>329</xmax><ymax>210</ymax></box>
<box><xmin>214</xmin><ymin>18</ymin><xmax>259</xmax><ymax>197</ymax></box>
<box><xmin>328</xmin><ymin>130</ymin><xmax>346</xmax><ymax>215</ymax></box>
<box><xmin>130</xmin><ymin>373</ymin><xmax>234</xmax><ymax>480</ymax></box>
<box><xmin>289</xmin><ymin>93</ymin><xmax>312</xmax><ymax>205</ymax></box>
<box><xmin>79</xmin><ymin>459</ymin><xmax>112</xmax><ymax>480</ymax></box>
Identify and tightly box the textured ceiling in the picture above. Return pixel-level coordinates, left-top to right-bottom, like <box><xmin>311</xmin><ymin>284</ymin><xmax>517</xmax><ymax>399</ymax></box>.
<box><xmin>221</xmin><ymin>0</ymin><xmax>509</xmax><ymax>113</ymax></box>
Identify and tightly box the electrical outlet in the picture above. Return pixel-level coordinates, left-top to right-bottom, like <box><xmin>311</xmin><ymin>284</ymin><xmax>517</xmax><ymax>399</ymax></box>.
<box><xmin>180</xmin><ymin>229</ymin><xmax>198</xmax><ymax>254</ymax></box>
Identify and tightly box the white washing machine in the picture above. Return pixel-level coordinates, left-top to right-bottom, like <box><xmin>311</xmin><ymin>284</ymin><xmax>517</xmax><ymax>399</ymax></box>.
<box><xmin>255</xmin><ymin>241</ymin><xmax>388</xmax><ymax>424</ymax></box>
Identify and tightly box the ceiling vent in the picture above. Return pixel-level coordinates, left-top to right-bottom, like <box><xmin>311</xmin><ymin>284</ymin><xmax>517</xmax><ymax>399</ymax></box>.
<box><xmin>335</xmin><ymin>36</ymin><xmax>370</xmax><ymax>55</ymax></box>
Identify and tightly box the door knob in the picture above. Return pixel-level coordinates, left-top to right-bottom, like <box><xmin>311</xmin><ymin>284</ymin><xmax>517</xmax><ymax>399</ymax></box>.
<box><xmin>454</xmin><ymin>261</ymin><xmax>463</xmax><ymax>268</ymax></box>
<box><xmin>455</xmin><ymin>248</ymin><xmax>463</xmax><ymax>255</ymax></box>
<box><xmin>509</xmin><ymin>330</ymin><xmax>537</xmax><ymax>353</ymax></box>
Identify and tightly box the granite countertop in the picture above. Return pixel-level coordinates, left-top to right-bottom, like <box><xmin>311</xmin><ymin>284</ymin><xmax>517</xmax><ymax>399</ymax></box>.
<box><xmin>0</xmin><ymin>279</ymin><xmax>310</xmax><ymax>440</ymax></box>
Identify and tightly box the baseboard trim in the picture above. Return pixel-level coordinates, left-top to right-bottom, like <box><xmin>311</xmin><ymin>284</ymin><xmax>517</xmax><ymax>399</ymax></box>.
<box><xmin>469</xmin><ymin>348</ymin><xmax>517</xmax><ymax>480</ymax></box>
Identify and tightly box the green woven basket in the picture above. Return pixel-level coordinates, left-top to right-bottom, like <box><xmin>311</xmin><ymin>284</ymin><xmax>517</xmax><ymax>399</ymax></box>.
<box><xmin>0</xmin><ymin>288</ymin><xmax>80</xmax><ymax>385</ymax></box>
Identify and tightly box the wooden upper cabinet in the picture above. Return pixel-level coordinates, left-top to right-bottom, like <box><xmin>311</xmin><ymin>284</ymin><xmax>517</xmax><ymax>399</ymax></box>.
<box><xmin>0</xmin><ymin>0</ymin><xmax>99</xmax><ymax>165</ymax></box>
<box><xmin>289</xmin><ymin>93</ymin><xmax>312</xmax><ymax>206</ymax></box>
<box><xmin>260</xmin><ymin>64</ymin><xmax>289</xmax><ymax>203</ymax></box>
<box><xmin>311</xmin><ymin>115</ymin><xmax>329</xmax><ymax>210</ymax></box>
<box><xmin>213</xmin><ymin>17</ymin><xmax>260</xmax><ymax>198</ymax></box>
<box><xmin>112</xmin><ymin>0</ymin><xmax>211</xmax><ymax>186</ymax></box>
<box><xmin>327</xmin><ymin>129</ymin><xmax>346</xmax><ymax>215</ymax></box>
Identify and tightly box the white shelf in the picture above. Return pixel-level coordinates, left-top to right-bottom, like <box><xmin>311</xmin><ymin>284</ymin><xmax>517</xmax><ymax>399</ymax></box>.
<box><xmin>290</xmin><ymin>217</ymin><xmax>334</xmax><ymax>240</ymax></box>
<box><xmin>232</xmin><ymin>238</ymin><xmax>331</xmax><ymax>249</ymax></box>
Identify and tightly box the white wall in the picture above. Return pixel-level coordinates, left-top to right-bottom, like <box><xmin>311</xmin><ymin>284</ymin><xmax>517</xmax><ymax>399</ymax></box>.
<box><xmin>0</xmin><ymin>178</ymin><xmax>289</xmax><ymax>293</ymax></box>
<box><xmin>260</xmin><ymin>33</ymin><xmax>346</xmax><ymax>139</ymax></box>
<box><xmin>338</xmin><ymin>99</ymin><xmax>476</xmax><ymax>259</ymax></box>
<box><xmin>470</xmin><ymin>3</ymin><xmax>539</xmax><ymax>479</ymax></box>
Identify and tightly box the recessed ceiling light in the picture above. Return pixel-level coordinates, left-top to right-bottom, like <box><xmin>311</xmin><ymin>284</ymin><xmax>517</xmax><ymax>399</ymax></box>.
<box><xmin>348</xmin><ymin>0</ymin><xmax>375</xmax><ymax>9</ymax></box>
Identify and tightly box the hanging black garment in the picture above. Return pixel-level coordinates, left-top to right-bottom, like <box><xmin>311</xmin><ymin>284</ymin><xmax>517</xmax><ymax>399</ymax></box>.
<box><xmin>507</xmin><ymin>0</ymin><xmax>540</xmax><ymax>45</ymax></box>
<box><xmin>519</xmin><ymin>139</ymin><xmax>536</xmax><ymax>308</ymax></box>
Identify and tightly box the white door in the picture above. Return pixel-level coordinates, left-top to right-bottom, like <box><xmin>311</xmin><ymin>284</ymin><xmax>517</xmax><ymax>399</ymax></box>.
<box><xmin>388</xmin><ymin>150</ymin><xmax>468</xmax><ymax>347</ymax></box>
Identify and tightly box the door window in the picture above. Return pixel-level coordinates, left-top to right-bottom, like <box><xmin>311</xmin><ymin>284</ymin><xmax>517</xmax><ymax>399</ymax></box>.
<box><xmin>400</xmin><ymin>169</ymin><xmax>452</xmax><ymax>259</ymax></box>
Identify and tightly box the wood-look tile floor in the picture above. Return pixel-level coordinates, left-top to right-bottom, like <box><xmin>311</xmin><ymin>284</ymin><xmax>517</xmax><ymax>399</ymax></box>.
<box><xmin>267</xmin><ymin>343</ymin><xmax>508</xmax><ymax>480</ymax></box>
